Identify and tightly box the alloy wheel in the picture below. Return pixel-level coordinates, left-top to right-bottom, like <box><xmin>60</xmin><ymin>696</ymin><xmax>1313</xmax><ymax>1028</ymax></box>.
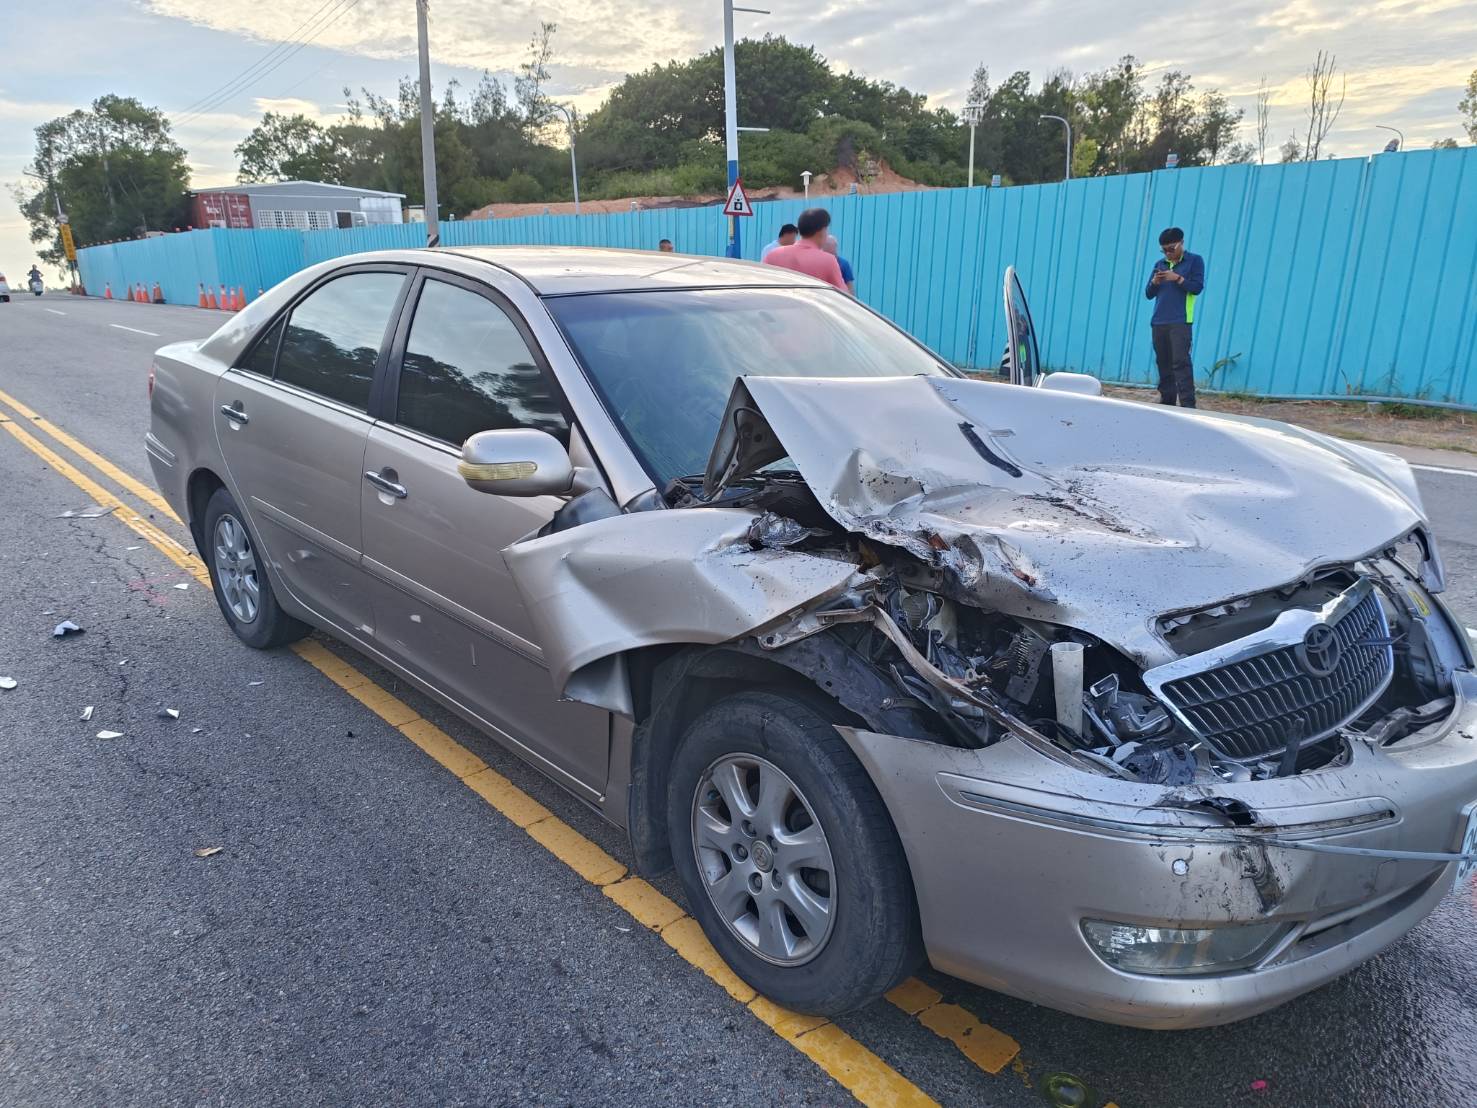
<box><xmin>213</xmin><ymin>513</ymin><xmax>260</xmax><ymax>624</ymax></box>
<box><xmin>692</xmin><ymin>754</ymin><xmax>837</xmax><ymax>965</ymax></box>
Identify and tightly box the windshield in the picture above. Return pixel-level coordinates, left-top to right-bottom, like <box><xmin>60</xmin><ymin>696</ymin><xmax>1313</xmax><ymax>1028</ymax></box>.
<box><xmin>546</xmin><ymin>287</ymin><xmax>953</xmax><ymax>486</ymax></box>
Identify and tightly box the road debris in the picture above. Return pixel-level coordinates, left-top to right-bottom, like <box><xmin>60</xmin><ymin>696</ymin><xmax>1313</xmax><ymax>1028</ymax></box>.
<box><xmin>248</xmin><ymin>680</ymin><xmax>263</xmax><ymax>686</ymax></box>
<box><xmin>57</xmin><ymin>504</ymin><xmax>117</xmax><ymax>519</ymax></box>
<box><xmin>172</xmin><ymin>583</ymin><xmax>189</xmax><ymax>591</ymax></box>
<box><xmin>158</xmin><ymin>708</ymin><xmax>180</xmax><ymax>720</ymax></box>
<box><xmin>193</xmin><ymin>847</ymin><xmax>224</xmax><ymax>858</ymax></box>
<box><xmin>191</xmin><ymin>727</ymin><xmax>203</xmax><ymax>734</ymax></box>
<box><xmin>95</xmin><ymin>730</ymin><xmax>123</xmax><ymax>739</ymax></box>
<box><xmin>80</xmin><ymin>706</ymin><xmax>94</xmax><ymax>721</ymax></box>
<box><xmin>0</xmin><ymin>677</ymin><xmax>17</xmax><ymax>691</ymax></box>
<box><xmin>52</xmin><ymin>620</ymin><xmax>84</xmax><ymax>638</ymax></box>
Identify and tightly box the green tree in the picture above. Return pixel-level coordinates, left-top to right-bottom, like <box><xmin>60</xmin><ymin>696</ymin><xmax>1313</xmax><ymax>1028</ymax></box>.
<box><xmin>1460</xmin><ymin>69</ymin><xmax>1477</xmax><ymax>144</ymax></box>
<box><xmin>235</xmin><ymin>112</ymin><xmax>345</xmax><ymax>183</ymax></box>
<box><xmin>1432</xmin><ymin>137</ymin><xmax>1460</xmax><ymax>150</ymax></box>
<box><xmin>18</xmin><ymin>94</ymin><xmax>189</xmax><ymax>264</ymax></box>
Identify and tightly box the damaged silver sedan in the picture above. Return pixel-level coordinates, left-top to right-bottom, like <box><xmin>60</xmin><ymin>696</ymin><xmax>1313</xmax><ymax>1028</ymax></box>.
<box><xmin>148</xmin><ymin>247</ymin><xmax>1477</xmax><ymax>1029</ymax></box>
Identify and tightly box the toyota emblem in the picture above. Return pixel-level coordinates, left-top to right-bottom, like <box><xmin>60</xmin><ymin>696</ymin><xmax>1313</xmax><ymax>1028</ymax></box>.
<box><xmin>1298</xmin><ymin>624</ymin><xmax>1342</xmax><ymax>678</ymax></box>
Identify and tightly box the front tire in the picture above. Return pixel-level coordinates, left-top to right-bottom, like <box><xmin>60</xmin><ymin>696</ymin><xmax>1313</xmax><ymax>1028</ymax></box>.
<box><xmin>202</xmin><ymin>486</ymin><xmax>308</xmax><ymax>650</ymax></box>
<box><xmin>667</xmin><ymin>690</ymin><xmax>922</xmax><ymax>1015</ymax></box>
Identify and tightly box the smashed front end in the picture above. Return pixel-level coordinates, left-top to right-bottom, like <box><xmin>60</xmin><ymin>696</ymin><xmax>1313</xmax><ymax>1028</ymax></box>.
<box><xmin>508</xmin><ymin>374</ymin><xmax>1477</xmax><ymax>1028</ymax></box>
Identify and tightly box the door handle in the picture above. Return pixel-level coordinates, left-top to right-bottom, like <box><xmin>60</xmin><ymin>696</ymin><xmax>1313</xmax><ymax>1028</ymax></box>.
<box><xmin>364</xmin><ymin>469</ymin><xmax>408</xmax><ymax>499</ymax></box>
<box><xmin>219</xmin><ymin>403</ymin><xmax>249</xmax><ymax>425</ymax></box>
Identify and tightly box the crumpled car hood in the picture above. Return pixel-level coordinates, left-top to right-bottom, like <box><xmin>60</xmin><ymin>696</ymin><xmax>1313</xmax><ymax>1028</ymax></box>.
<box><xmin>704</xmin><ymin>375</ymin><xmax>1425</xmax><ymax>668</ymax></box>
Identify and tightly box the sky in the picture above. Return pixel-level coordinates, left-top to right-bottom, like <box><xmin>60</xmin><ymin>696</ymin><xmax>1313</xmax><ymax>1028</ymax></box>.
<box><xmin>2</xmin><ymin>0</ymin><xmax>1473</xmax><ymax>278</ymax></box>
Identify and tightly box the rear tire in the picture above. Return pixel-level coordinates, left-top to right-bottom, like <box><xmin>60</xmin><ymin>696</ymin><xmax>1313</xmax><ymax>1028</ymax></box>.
<box><xmin>667</xmin><ymin>689</ymin><xmax>922</xmax><ymax>1015</ymax></box>
<box><xmin>202</xmin><ymin>486</ymin><xmax>308</xmax><ymax>650</ymax></box>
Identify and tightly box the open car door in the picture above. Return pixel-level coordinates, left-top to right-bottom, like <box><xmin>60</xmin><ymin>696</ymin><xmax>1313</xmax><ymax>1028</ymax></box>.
<box><xmin>1001</xmin><ymin>265</ymin><xmax>1042</xmax><ymax>387</ymax></box>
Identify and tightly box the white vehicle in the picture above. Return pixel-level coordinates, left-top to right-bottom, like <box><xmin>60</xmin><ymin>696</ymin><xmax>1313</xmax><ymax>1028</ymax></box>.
<box><xmin>0</xmin><ymin>274</ymin><xmax>11</xmax><ymax>303</ymax></box>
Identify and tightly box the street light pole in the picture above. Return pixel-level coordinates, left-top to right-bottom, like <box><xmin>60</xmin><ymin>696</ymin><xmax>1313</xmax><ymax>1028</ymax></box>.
<box><xmin>553</xmin><ymin>104</ymin><xmax>581</xmax><ymax>214</ymax></box>
<box><xmin>1040</xmin><ymin>114</ymin><xmax>1072</xmax><ymax>181</ymax></box>
<box><xmin>1375</xmin><ymin>124</ymin><xmax>1405</xmax><ymax>152</ymax></box>
<box><xmin>415</xmin><ymin>0</ymin><xmax>440</xmax><ymax>245</ymax></box>
<box><xmin>963</xmin><ymin>101</ymin><xmax>985</xmax><ymax>188</ymax></box>
<box><xmin>801</xmin><ymin>169</ymin><xmax>812</xmax><ymax>202</ymax></box>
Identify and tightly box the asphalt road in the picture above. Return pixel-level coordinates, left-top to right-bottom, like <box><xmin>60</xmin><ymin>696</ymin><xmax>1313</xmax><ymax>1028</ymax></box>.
<box><xmin>2</xmin><ymin>293</ymin><xmax>1476</xmax><ymax>1108</ymax></box>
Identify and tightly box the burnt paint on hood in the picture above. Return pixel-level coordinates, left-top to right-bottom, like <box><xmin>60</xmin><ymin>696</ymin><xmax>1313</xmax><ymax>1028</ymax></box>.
<box><xmin>702</xmin><ymin>375</ymin><xmax>1425</xmax><ymax>668</ymax></box>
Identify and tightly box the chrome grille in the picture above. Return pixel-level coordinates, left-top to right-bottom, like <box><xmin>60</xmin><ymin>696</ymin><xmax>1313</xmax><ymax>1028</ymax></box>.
<box><xmin>1157</xmin><ymin>586</ymin><xmax>1394</xmax><ymax>762</ymax></box>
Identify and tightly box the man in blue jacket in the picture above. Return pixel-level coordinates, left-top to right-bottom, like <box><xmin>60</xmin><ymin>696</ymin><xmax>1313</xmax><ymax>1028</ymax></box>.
<box><xmin>1145</xmin><ymin>227</ymin><xmax>1205</xmax><ymax>407</ymax></box>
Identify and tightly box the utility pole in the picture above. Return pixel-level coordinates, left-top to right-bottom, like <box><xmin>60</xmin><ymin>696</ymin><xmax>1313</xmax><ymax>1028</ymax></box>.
<box><xmin>722</xmin><ymin>0</ymin><xmax>740</xmax><ymax>258</ymax></box>
<box><xmin>415</xmin><ymin>0</ymin><xmax>440</xmax><ymax>245</ymax></box>
<box><xmin>1040</xmin><ymin>114</ymin><xmax>1072</xmax><ymax>181</ymax></box>
<box><xmin>553</xmin><ymin>105</ymin><xmax>581</xmax><ymax>213</ymax></box>
<box><xmin>801</xmin><ymin>169</ymin><xmax>812</xmax><ymax>202</ymax></box>
<box><xmin>963</xmin><ymin>101</ymin><xmax>985</xmax><ymax>187</ymax></box>
<box><xmin>722</xmin><ymin>0</ymin><xmax>769</xmax><ymax>258</ymax></box>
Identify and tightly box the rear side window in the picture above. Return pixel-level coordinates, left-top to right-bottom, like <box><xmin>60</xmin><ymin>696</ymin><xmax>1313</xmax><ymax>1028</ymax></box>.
<box><xmin>240</xmin><ymin>316</ymin><xmax>284</xmax><ymax>376</ymax></box>
<box><xmin>275</xmin><ymin>272</ymin><xmax>404</xmax><ymax>411</ymax></box>
<box><xmin>396</xmin><ymin>278</ymin><xmax>568</xmax><ymax>446</ymax></box>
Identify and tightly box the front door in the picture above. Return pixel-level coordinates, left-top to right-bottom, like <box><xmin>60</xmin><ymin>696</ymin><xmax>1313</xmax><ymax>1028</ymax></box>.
<box><xmin>214</xmin><ymin>267</ymin><xmax>409</xmax><ymax>634</ymax></box>
<box><xmin>360</xmin><ymin>272</ymin><xmax>610</xmax><ymax>797</ymax></box>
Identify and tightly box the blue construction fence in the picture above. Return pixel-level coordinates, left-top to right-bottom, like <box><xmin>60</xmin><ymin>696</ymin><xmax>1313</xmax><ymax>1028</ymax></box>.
<box><xmin>79</xmin><ymin>146</ymin><xmax>1477</xmax><ymax>407</ymax></box>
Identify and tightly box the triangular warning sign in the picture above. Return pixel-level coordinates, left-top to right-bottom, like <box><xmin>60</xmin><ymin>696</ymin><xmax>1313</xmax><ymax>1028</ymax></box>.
<box><xmin>722</xmin><ymin>178</ymin><xmax>754</xmax><ymax>217</ymax></box>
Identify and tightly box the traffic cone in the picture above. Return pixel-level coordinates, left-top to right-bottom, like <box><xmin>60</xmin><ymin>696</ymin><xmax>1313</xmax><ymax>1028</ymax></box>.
<box><xmin>136</xmin><ymin>283</ymin><xmax>147</xmax><ymax>302</ymax></box>
<box><xmin>218</xmin><ymin>284</ymin><xmax>228</xmax><ymax>310</ymax></box>
<box><xmin>104</xmin><ymin>283</ymin><xmax>113</xmax><ymax>299</ymax></box>
<box><xmin>152</xmin><ymin>282</ymin><xmax>163</xmax><ymax>304</ymax></box>
<box><xmin>228</xmin><ymin>287</ymin><xmax>240</xmax><ymax>311</ymax></box>
<box><xmin>198</xmin><ymin>283</ymin><xmax>208</xmax><ymax>308</ymax></box>
<box><xmin>236</xmin><ymin>286</ymin><xmax>247</xmax><ymax>310</ymax></box>
<box><xmin>207</xmin><ymin>287</ymin><xmax>218</xmax><ymax>310</ymax></box>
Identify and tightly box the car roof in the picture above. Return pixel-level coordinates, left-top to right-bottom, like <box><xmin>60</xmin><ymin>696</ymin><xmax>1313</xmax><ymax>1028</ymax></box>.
<box><xmin>433</xmin><ymin>245</ymin><xmax>827</xmax><ymax>295</ymax></box>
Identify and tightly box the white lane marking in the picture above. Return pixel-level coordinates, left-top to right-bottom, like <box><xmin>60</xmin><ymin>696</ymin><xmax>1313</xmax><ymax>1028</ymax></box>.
<box><xmin>44</xmin><ymin>308</ymin><xmax>66</xmax><ymax>315</ymax></box>
<box><xmin>108</xmin><ymin>324</ymin><xmax>160</xmax><ymax>337</ymax></box>
<box><xmin>1411</xmin><ymin>463</ymin><xmax>1477</xmax><ymax>480</ymax></box>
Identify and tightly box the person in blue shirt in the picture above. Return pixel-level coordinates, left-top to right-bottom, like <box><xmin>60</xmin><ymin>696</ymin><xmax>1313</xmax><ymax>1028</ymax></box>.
<box><xmin>1145</xmin><ymin>227</ymin><xmax>1205</xmax><ymax>407</ymax></box>
<box><xmin>824</xmin><ymin>234</ymin><xmax>857</xmax><ymax>295</ymax></box>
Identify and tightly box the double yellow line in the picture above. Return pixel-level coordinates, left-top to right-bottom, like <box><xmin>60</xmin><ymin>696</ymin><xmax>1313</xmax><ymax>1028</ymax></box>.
<box><xmin>0</xmin><ymin>383</ymin><xmax>1071</xmax><ymax>1107</ymax></box>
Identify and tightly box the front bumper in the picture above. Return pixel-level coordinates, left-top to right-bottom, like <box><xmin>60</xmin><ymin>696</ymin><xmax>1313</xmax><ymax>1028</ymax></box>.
<box><xmin>843</xmin><ymin>669</ymin><xmax>1477</xmax><ymax>1029</ymax></box>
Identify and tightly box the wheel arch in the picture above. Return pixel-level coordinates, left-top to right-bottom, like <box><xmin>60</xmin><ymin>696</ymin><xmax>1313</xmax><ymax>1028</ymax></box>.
<box><xmin>186</xmin><ymin>466</ymin><xmax>227</xmax><ymax>552</ymax></box>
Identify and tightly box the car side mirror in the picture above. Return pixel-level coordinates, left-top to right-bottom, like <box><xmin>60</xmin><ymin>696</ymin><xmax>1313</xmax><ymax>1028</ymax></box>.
<box><xmin>459</xmin><ymin>429</ymin><xmax>575</xmax><ymax>497</ymax></box>
<box><xmin>1038</xmin><ymin>372</ymin><xmax>1102</xmax><ymax>397</ymax></box>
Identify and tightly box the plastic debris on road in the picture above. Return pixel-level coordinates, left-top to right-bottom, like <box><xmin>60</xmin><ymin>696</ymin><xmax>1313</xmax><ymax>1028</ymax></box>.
<box><xmin>193</xmin><ymin>847</ymin><xmax>224</xmax><ymax>858</ymax></box>
<box><xmin>95</xmin><ymin>730</ymin><xmax>123</xmax><ymax>739</ymax></box>
<box><xmin>158</xmin><ymin>708</ymin><xmax>180</xmax><ymax>719</ymax></box>
<box><xmin>57</xmin><ymin>504</ymin><xmax>117</xmax><ymax>519</ymax></box>
<box><xmin>80</xmin><ymin>706</ymin><xmax>94</xmax><ymax>721</ymax></box>
<box><xmin>248</xmin><ymin>680</ymin><xmax>263</xmax><ymax>686</ymax></box>
<box><xmin>52</xmin><ymin>620</ymin><xmax>84</xmax><ymax>638</ymax></box>
<box><xmin>1251</xmin><ymin>1079</ymin><xmax>1270</xmax><ymax>1092</ymax></box>
<box><xmin>172</xmin><ymin>583</ymin><xmax>189</xmax><ymax>591</ymax></box>
<box><xmin>0</xmin><ymin>677</ymin><xmax>17</xmax><ymax>691</ymax></box>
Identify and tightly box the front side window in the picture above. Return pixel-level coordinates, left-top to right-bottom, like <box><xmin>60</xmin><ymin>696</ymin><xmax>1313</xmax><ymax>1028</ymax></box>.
<box><xmin>395</xmin><ymin>279</ymin><xmax>568</xmax><ymax>447</ymax></box>
<box><xmin>275</xmin><ymin>271</ymin><xmax>405</xmax><ymax>411</ymax></box>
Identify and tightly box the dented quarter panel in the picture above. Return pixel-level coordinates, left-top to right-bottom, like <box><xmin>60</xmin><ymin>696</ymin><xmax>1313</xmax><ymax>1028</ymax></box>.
<box><xmin>715</xmin><ymin>375</ymin><xmax>1425</xmax><ymax>668</ymax></box>
<box><xmin>502</xmin><ymin>507</ymin><xmax>859</xmax><ymax>707</ymax></box>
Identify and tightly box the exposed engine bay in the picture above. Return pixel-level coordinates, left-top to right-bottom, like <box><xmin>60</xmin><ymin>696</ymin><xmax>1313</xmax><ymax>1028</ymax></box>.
<box><xmin>665</xmin><ymin>473</ymin><xmax>1469</xmax><ymax>788</ymax></box>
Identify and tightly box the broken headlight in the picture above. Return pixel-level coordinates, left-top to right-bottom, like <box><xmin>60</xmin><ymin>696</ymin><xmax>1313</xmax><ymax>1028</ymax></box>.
<box><xmin>1081</xmin><ymin>919</ymin><xmax>1286</xmax><ymax>976</ymax></box>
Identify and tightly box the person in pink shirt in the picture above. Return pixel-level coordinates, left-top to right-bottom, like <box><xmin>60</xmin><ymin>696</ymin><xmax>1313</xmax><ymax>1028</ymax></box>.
<box><xmin>761</xmin><ymin>208</ymin><xmax>848</xmax><ymax>291</ymax></box>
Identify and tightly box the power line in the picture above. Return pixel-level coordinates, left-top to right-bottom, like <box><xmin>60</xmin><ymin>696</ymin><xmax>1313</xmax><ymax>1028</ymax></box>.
<box><xmin>174</xmin><ymin>0</ymin><xmax>361</xmax><ymax>128</ymax></box>
<box><xmin>172</xmin><ymin>0</ymin><xmax>343</xmax><ymax>119</ymax></box>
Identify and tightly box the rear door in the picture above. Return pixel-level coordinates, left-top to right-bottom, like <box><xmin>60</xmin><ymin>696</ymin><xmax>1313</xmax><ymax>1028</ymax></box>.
<box><xmin>214</xmin><ymin>265</ymin><xmax>410</xmax><ymax>634</ymax></box>
<box><xmin>360</xmin><ymin>270</ymin><xmax>611</xmax><ymax>797</ymax></box>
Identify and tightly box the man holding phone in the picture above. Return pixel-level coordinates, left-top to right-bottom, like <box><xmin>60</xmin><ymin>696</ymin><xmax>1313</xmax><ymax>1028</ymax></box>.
<box><xmin>1145</xmin><ymin>227</ymin><xmax>1205</xmax><ymax>407</ymax></box>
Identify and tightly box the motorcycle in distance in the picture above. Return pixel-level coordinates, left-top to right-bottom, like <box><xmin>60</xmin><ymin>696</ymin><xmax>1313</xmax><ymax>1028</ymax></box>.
<box><xmin>28</xmin><ymin>267</ymin><xmax>44</xmax><ymax>296</ymax></box>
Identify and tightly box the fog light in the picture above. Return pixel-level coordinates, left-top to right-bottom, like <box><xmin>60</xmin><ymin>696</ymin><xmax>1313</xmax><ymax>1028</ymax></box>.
<box><xmin>1082</xmin><ymin>919</ymin><xmax>1286</xmax><ymax>975</ymax></box>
